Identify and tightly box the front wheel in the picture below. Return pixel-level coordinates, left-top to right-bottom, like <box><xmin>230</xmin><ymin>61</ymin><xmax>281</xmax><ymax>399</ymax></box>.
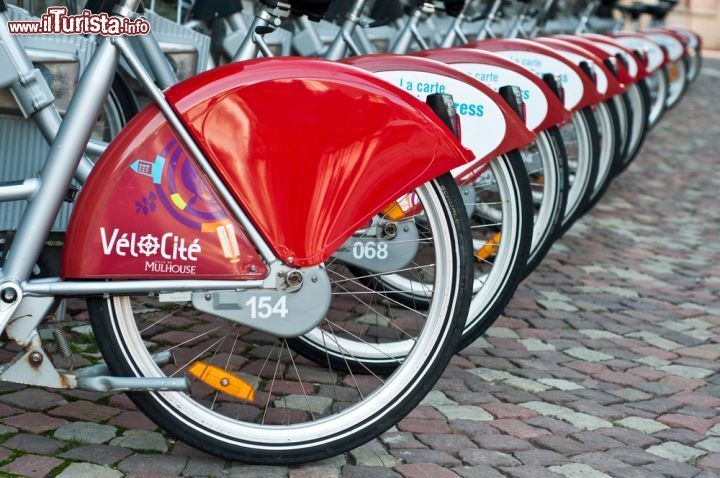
<box><xmin>88</xmin><ymin>174</ymin><xmax>473</xmax><ymax>464</ymax></box>
<box><xmin>617</xmin><ymin>81</ymin><xmax>650</xmax><ymax>173</ymax></box>
<box><xmin>558</xmin><ymin>107</ymin><xmax>599</xmax><ymax>233</ymax></box>
<box><xmin>665</xmin><ymin>57</ymin><xmax>690</xmax><ymax>110</ymax></box>
<box><xmin>646</xmin><ymin>67</ymin><xmax>669</xmax><ymax>129</ymax></box>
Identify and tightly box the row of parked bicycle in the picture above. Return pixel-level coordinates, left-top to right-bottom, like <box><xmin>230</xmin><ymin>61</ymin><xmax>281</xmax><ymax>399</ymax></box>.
<box><xmin>0</xmin><ymin>0</ymin><xmax>701</xmax><ymax>465</ymax></box>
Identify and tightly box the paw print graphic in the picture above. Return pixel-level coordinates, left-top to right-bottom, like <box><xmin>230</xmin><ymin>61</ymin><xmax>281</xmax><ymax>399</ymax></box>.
<box><xmin>135</xmin><ymin>193</ymin><xmax>158</xmax><ymax>216</ymax></box>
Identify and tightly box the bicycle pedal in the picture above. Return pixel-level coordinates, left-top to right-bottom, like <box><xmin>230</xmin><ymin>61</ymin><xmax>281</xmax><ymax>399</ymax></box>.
<box><xmin>189</xmin><ymin>361</ymin><xmax>255</xmax><ymax>402</ymax></box>
<box><xmin>475</xmin><ymin>232</ymin><xmax>502</xmax><ymax>262</ymax></box>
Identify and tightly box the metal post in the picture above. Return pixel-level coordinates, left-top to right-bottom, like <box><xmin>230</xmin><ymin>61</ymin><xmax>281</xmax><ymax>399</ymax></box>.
<box><xmin>2</xmin><ymin>38</ymin><xmax>120</xmax><ymax>282</ymax></box>
<box><xmin>324</xmin><ymin>0</ymin><xmax>368</xmax><ymax>60</ymax></box>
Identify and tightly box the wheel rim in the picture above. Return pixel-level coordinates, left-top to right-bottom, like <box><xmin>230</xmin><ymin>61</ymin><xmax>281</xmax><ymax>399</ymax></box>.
<box><xmin>590</xmin><ymin>102</ymin><xmax>616</xmax><ymax>198</ymax></box>
<box><xmin>524</xmin><ymin>131</ymin><xmax>559</xmax><ymax>263</ymax></box>
<box><xmin>646</xmin><ymin>70</ymin><xmax>668</xmax><ymax>127</ymax></box>
<box><xmin>560</xmin><ymin>111</ymin><xmax>593</xmax><ymax>224</ymax></box>
<box><xmin>105</xmin><ymin>180</ymin><xmax>460</xmax><ymax>448</ymax></box>
<box><xmin>666</xmin><ymin>59</ymin><xmax>687</xmax><ymax>108</ymax></box>
<box><xmin>623</xmin><ymin>83</ymin><xmax>646</xmax><ymax>167</ymax></box>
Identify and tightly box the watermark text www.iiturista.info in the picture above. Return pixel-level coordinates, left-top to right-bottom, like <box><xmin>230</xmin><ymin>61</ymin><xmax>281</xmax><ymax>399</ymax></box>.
<box><xmin>7</xmin><ymin>7</ymin><xmax>151</xmax><ymax>36</ymax></box>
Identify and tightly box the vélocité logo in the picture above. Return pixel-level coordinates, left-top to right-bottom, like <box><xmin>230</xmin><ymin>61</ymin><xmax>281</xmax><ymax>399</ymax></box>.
<box><xmin>7</xmin><ymin>7</ymin><xmax>151</xmax><ymax>36</ymax></box>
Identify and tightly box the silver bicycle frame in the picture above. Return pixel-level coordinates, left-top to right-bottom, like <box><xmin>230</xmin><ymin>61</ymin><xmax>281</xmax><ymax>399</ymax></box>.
<box><xmin>0</xmin><ymin>0</ymin><xmax>283</xmax><ymax>298</ymax></box>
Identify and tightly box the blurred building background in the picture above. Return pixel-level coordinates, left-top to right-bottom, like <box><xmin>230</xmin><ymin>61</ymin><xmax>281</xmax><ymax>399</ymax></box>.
<box><xmin>665</xmin><ymin>0</ymin><xmax>719</xmax><ymax>49</ymax></box>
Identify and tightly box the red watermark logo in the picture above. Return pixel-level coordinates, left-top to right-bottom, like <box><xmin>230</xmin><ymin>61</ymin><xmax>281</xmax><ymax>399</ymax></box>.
<box><xmin>7</xmin><ymin>6</ymin><xmax>151</xmax><ymax>36</ymax></box>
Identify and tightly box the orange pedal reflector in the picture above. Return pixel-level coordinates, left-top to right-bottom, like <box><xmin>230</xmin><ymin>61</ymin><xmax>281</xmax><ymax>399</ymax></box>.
<box><xmin>475</xmin><ymin>232</ymin><xmax>502</xmax><ymax>262</ymax></box>
<box><xmin>188</xmin><ymin>361</ymin><xmax>255</xmax><ymax>402</ymax></box>
<box><xmin>669</xmin><ymin>64</ymin><xmax>679</xmax><ymax>82</ymax></box>
<box><xmin>381</xmin><ymin>201</ymin><xmax>406</xmax><ymax>221</ymax></box>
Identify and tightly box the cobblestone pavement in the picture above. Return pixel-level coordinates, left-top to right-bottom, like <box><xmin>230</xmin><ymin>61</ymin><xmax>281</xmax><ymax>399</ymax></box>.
<box><xmin>0</xmin><ymin>61</ymin><xmax>717</xmax><ymax>478</ymax></box>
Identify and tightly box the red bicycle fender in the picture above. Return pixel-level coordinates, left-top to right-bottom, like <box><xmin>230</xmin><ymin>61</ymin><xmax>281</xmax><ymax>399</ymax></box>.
<box><xmin>412</xmin><ymin>48</ymin><xmax>570</xmax><ymax>133</ymax></box>
<box><xmin>342</xmin><ymin>55</ymin><xmax>535</xmax><ymax>164</ymax></box>
<box><xmin>61</xmin><ymin>107</ymin><xmax>270</xmax><ymax>280</ymax></box>
<box><xmin>532</xmin><ymin>37</ymin><xmax>625</xmax><ymax>99</ymax></box>
<box><xmin>665</xmin><ymin>27</ymin><xmax>702</xmax><ymax>51</ymax></box>
<box><xmin>62</xmin><ymin>57</ymin><xmax>475</xmax><ymax>275</ymax></box>
<box><xmin>642</xmin><ymin>28</ymin><xmax>687</xmax><ymax>62</ymax></box>
<box><xmin>608</xmin><ymin>32</ymin><xmax>669</xmax><ymax>73</ymax></box>
<box><xmin>467</xmin><ymin>39</ymin><xmax>603</xmax><ymax>111</ymax></box>
<box><xmin>578</xmin><ymin>33</ymin><xmax>650</xmax><ymax>81</ymax></box>
<box><xmin>554</xmin><ymin>35</ymin><xmax>634</xmax><ymax>86</ymax></box>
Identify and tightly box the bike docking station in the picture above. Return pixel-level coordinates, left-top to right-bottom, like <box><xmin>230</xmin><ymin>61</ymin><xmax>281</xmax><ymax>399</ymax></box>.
<box><xmin>0</xmin><ymin>0</ymin><xmax>706</xmax><ymax>466</ymax></box>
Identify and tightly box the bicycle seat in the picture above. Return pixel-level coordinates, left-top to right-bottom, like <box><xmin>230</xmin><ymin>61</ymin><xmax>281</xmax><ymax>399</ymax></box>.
<box><xmin>614</xmin><ymin>3</ymin><xmax>645</xmax><ymax>19</ymax></box>
<box><xmin>442</xmin><ymin>0</ymin><xmax>468</xmax><ymax>16</ymax></box>
<box><xmin>191</xmin><ymin>0</ymin><xmax>243</xmax><ymax>22</ymax></box>
<box><xmin>259</xmin><ymin>0</ymin><xmax>334</xmax><ymax>21</ymax></box>
<box><xmin>642</xmin><ymin>2</ymin><xmax>675</xmax><ymax>19</ymax></box>
<box><xmin>595</xmin><ymin>0</ymin><xmax>619</xmax><ymax>18</ymax></box>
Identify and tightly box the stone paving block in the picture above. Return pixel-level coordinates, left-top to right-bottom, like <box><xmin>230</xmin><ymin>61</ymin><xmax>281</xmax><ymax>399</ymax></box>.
<box><xmin>60</xmin><ymin>444</ymin><xmax>133</xmax><ymax>466</ymax></box>
<box><xmin>513</xmin><ymin>448</ymin><xmax>569</xmax><ymax>466</ymax></box>
<box><xmin>607</xmin><ymin>447</ymin><xmax>661</xmax><ymax>466</ymax></box>
<box><xmin>349</xmin><ymin>439</ymin><xmax>399</xmax><ymax>467</ymax></box>
<box><xmin>564</xmin><ymin>348</ymin><xmax>613</xmax><ymax>362</ymax></box>
<box><xmin>0</xmin><ymin>454</ymin><xmax>63</xmax><ymax>478</ymax></box>
<box><xmin>550</xmin><ymin>463</ymin><xmax>611</xmax><ymax>477</ymax></box>
<box><xmin>419</xmin><ymin>390</ymin><xmax>456</xmax><ymax>407</ymax></box>
<box><xmin>394</xmin><ymin>463</ymin><xmax>457</xmax><ymax>478</ymax></box>
<box><xmin>539</xmin><ymin>379</ymin><xmax>584</xmax><ymax>391</ymax></box>
<box><xmin>646</xmin><ymin>441</ymin><xmax>707</xmax><ymax>463</ymax></box>
<box><xmin>56</xmin><ymin>463</ymin><xmax>123</xmax><ymax>478</ymax></box>
<box><xmin>698</xmin><ymin>453</ymin><xmax>720</xmax><ymax>471</ymax></box>
<box><xmin>415</xmin><ymin>434</ymin><xmax>475</xmax><ymax>455</ymax></box>
<box><xmin>558</xmin><ymin>412</ymin><xmax>612</xmax><ymax>431</ymax></box>
<box><xmin>342</xmin><ymin>465</ymin><xmax>402</xmax><ymax>478</ymax></box>
<box><xmin>107</xmin><ymin>410</ymin><xmax>157</xmax><ymax>431</ymax></box>
<box><xmin>642</xmin><ymin>459</ymin><xmax>702</xmax><ymax>478</ymax></box>
<box><xmin>396</xmin><ymin>418</ymin><xmax>451</xmax><ymax>435</ymax></box>
<box><xmin>3</xmin><ymin>433</ymin><xmax>66</xmax><ymax>455</ymax></box>
<box><xmin>48</xmin><ymin>400</ymin><xmax>121</xmax><ymax>422</ymax></box>
<box><xmin>226</xmin><ymin>465</ymin><xmax>289</xmax><ymax>477</ymax></box>
<box><xmin>657</xmin><ymin>413</ymin><xmax>717</xmax><ymax>434</ymax></box>
<box><xmin>615</xmin><ymin>416</ymin><xmax>669</xmax><ymax>434</ymax></box>
<box><xmin>501</xmin><ymin>464</ymin><xmax>564</xmax><ymax>477</ymax></box>
<box><xmin>0</xmin><ymin>389</ymin><xmax>68</xmax><ymax>412</ymax></box>
<box><xmin>109</xmin><ymin>429</ymin><xmax>169</xmax><ymax>452</ymax></box>
<box><xmin>519</xmin><ymin>339</ymin><xmax>556</xmax><ymax>351</ymax></box>
<box><xmin>390</xmin><ymin>448</ymin><xmax>461</xmax><ymax>466</ymax></box>
<box><xmin>54</xmin><ymin>421</ymin><xmax>117</xmax><ymax>444</ymax></box>
<box><xmin>529</xmin><ymin>435</ymin><xmax>593</xmax><ymax>455</ymax></box>
<box><xmin>660</xmin><ymin>364</ymin><xmax>715</xmax><ymax>379</ymax></box>
<box><xmin>118</xmin><ymin>454</ymin><xmax>187</xmax><ymax>475</ymax></box>
<box><xmin>435</xmin><ymin>405</ymin><xmax>493</xmax><ymax>422</ymax></box>
<box><xmin>525</xmin><ymin>416</ymin><xmax>582</xmax><ymax>436</ymax></box>
<box><xmin>381</xmin><ymin>432</ymin><xmax>426</xmax><ymax>449</ymax></box>
<box><xmin>181</xmin><ymin>457</ymin><xmax>226</xmax><ymax>477</ymax></box>
<box><xmin>697</xmin><ymin>437</ymin><xmax>720</xmax><ymax>453</ymax></box>
<box><xmin>452</xmin><ymin>464</ymin><xmax>506</xmax><ymax>478</ymax></box>
<box><xmin>491</xmin><ymin>419</ymin><xmax>552</xmax><ymax>439</ymax></box>
<box><xmin>471</xmin><ymin>434</ymin><xmax>534</xmax><ymax>452</ymax></box>
<box><xmin>457</xmin><ymin>448</ymin><xmax>520</xmax><ymax>467</ymax></box>
<box><xmin>519</xmin><ymin>401</ymin><xmax>573</xmax><ymax>418</ymax></box>
<box><xmin>569</xmin><ymin>431</ymin><xmax>624</xmax><ymax>451</ymax></box>
<box><xmin>482</xmin><ymin>402</ymin><xmax>537</xmax><ymax>419</ymax></box>
<box><xmin>608</xmin><ymin>388</ymin><xmax>652</xmax><ymax>402</ymax></box>
<box><xmin>1</xmin><ymin>412</ymin><xmax>66</xmax><ymax>434</ymax></box>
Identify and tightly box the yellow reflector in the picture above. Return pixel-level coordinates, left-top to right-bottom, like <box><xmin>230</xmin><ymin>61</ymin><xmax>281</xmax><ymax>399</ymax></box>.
<box><xmin>381</xmin><ymin>201</ymin><xmax>405</xmax><ymax>221</ymax></box>
<box><xmin>188</xmin><ymin>361</ymin><xmax>255</xmax><ymax>402</ymax></box>
<box><xmin>475</xmin><ymin>232</ymin><xmax>502</xmax><ymax>262</ymax></box>
<box><xmin>669</xmin><ymin>63</ymin><xmax>679</xmax><ymax>82</ymax></box>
